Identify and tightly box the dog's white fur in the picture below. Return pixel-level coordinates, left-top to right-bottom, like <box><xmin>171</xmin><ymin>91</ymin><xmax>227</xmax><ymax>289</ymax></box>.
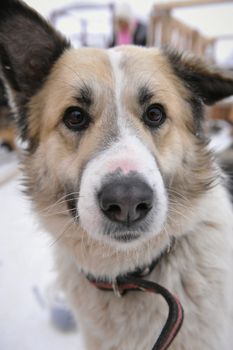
<box><xmin>1</xmin><ymin>2</ymin><xmax>233</xmax><ymax>349</ymax></box>
<box><xmin>57</xmin><ymin>186</ymin><xmax>233</xmax><ymax>350</ymax></box>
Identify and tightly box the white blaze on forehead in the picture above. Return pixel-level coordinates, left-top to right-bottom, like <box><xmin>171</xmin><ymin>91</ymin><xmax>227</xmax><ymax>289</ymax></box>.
<box><xmin>106</xmin><ymin>49</ymin><xmax>152</xmax><ymax>175</ymax></box>
<box><xmin>107</xmin><ymin>48</ymin><xmax>131</xmax><ymax>133</ymax></box>
<box><xmin>107</xmin><ymin>49</ymin><xmax>124</xmax><ymax>119</ymax></box>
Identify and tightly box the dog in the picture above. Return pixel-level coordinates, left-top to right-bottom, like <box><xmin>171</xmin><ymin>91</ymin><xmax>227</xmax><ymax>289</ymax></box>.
<box><xmin>0</xmin><ymin>78</ymin><xmax>16</xmax><ymax>151</ymax></box>
<box><xmin>1</xmin><ymin>1</ymin><xmax>233</xmax><ymax>349</ymax></box>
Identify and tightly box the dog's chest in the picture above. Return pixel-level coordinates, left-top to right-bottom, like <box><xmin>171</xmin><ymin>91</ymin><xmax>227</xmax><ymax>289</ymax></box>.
<box><xmin>72</xmin><ymin>255</ymin><xmax>232</xmax><ymax>350</ymax></box>
<box><xmin>79</xmin><ymin>286</ymin><xmax>166</xmax><ymax>350</ymax></box>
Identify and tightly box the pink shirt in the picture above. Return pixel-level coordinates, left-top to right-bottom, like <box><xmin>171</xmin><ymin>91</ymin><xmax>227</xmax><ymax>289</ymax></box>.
<box><xmin>116</xmin><ymin>28</ymin><xmax>132</xmax><ymax>45</ymax></box>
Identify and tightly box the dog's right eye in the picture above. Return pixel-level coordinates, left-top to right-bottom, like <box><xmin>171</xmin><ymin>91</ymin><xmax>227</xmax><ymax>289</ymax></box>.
<box><xmin>143</xmin><ymin>104</ymin><xmax>166</xmax><ymax>128</ymax></box>
<box><xmin>63</xmin><ymin>107</ymin><xmax>90</xmax><ymax>131</ymax></box>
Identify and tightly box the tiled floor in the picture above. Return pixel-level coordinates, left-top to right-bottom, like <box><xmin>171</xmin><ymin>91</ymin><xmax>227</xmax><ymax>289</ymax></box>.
<box><xmin>0</xmin><ymin>153</ymin><xmax>83</xmax><ymax>350</ymax></box>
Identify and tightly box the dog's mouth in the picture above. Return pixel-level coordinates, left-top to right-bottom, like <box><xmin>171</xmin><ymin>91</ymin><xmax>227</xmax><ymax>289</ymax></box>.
<box><xmin>110</xmin><ymin>233</ymin><xmax>141</xmax><ymax>243</ymax></box>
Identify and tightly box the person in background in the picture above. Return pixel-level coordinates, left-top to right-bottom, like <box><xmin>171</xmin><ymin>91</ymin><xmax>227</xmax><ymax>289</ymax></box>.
<box><xmin>109</xmin><ymin>2</ymin><xmax>147</xmax><ymax>47</ymax></box>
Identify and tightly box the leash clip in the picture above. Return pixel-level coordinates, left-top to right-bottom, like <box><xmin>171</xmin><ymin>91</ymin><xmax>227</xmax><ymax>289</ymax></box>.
<box><xmin>112</xmin><ymin>279</ymin><xmax>123</xmax><ymax>298</ymax></box>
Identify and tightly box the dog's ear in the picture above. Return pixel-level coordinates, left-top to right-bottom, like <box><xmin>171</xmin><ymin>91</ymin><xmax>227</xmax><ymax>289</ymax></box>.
<box><xmin>0</xmin><ymin>0</ymin><xmax>69</xmax><ymax>99</ymax></box>
<box><xmin>165</xmin><ymin>49</ymin><xmax>233</xmax><ymax>105</ymax></box>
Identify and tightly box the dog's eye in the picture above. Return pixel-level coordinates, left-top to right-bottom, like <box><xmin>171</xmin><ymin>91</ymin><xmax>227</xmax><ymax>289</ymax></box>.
<box><xmin>63</xmin><ymin>107</ymin><xmax>90</xmax><ymax>131</ymax></box>
<box><xmin>143</xmin><ymin>104</ymin><xmax>166</xmax><ymax>128</ymax></box>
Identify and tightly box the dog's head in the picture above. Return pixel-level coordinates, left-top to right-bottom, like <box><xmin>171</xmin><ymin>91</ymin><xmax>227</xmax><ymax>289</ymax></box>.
<box><xmin>1</xmin><ymin>0</ymin><xmax>233</xmax><ymax>276</ymax></box>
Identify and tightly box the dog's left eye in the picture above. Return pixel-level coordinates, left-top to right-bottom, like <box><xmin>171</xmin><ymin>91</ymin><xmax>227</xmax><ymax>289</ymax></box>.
<box><xmin>63</xmin><ymin>107</ymin><xmax>90</xmax><ymax>131</ymax></box>
<box><xmin>143</xmin><ymin>104</ymin><xmax>166</xmax><ymax>128</ymax></box>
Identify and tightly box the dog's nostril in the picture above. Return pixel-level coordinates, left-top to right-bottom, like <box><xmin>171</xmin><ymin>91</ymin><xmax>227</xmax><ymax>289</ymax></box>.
<box><xmin>108</xmin><ymin>204</ymin><xmax>121</xmax><ymax>213</ymax></box>
<box><xmin>106</xmin><ymin>204</ymin><xmax>122</xmax><ymax>219</ymax></box>
<box><xmin>133</xmin><ymin>201</ymin><xmax>152</xmax><ymax>223</ymax></box>
<box><xmin>136</xmin><ymin>202</ymin><xmax>152</xmax><ymax>215</ymax></box>
<box><xmin>98</xmin><ymin>176</ymin><xmax>153</xmax><ymax>225</ymax></box>
<box><xmin>104</xmin><ymin>203</ymin><xmax>128</xmax><ymax>223</ymax></box>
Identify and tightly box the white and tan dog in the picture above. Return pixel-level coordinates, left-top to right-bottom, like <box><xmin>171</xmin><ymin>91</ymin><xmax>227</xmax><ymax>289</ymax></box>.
<box><xmin>1</xmin><ymin>1</ymin><xmax>233</xmax><ymax>349</ymax></box>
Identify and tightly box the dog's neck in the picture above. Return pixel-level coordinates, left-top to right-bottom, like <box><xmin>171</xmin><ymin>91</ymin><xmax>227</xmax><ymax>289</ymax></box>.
<box><xmin>84</xmin><ymin>237</ymin><xmax>176</xmax><ymax>297</ymax></box>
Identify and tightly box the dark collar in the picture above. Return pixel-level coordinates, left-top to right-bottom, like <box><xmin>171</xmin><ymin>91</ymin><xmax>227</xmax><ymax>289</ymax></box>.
<box><xmin>85</xmin><ymin>237</ymin><xmax>176</xmax><ymax>297</ymax></box>
<box><xmin>83</xmin><ymin>238</ymin><xmax>184</xmax><ymax>350</ymax></box>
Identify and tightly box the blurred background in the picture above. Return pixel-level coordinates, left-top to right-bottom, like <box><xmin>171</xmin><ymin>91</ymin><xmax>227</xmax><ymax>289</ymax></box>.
<box><xmin>1</xmin><ymin>1</ymin><xmax>233</xmax><ymax>350</ymax></box>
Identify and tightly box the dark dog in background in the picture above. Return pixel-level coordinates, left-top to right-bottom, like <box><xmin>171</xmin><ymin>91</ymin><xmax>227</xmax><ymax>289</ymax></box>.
<box><xmin>0</xmin><ymin>78</ymin><xmax>16</xmax><ymax>152</ymax></box>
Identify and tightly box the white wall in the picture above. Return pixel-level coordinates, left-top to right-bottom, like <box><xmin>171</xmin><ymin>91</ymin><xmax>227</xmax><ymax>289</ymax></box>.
<box><xmin>25</xmin><ymin>0</ymin><xmax>233</xmax><ymax>64</ymax></box>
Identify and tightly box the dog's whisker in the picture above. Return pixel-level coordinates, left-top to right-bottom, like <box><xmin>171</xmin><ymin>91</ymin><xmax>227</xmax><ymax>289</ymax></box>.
<box><xmin>167</xmin><ymin>188</ymin><xmax>193</xmax><ymax>203</ymax></box>
<box><xmin>49</xmin><ymin>219</ymin><xmax>75</xmax><ymax>247</ymax></box>
<box><xmin>168</xmin><ymin>207</ymin><xmax>191</xmax><ymax>221</ymax></box>
<box><xmin>35</xmin><ymin>193</ymin><xmax>83</xmax><ymax>216</ymax></box>
<box><xmin>36</xmin><ymin>204</ymin><xmax>69</xmax><ymax>216</ymax></box>
<box><xmin>36</xmin><ymin>193</ymin><xmax>79</xmax><ymax>214</ymax></box>
<box><xmin>39</xmin><ymin>209</ymin><xmax>72</xmax><ymax>218</ymax></box>
<box><xmin>168</xmin><ymin>202</ymin><xmax>195</xmax><ymax>216</ymax></box>
<box><xmin>167</xmin><ymin>190</ymin><xmax>190</xmax><ymax>202</ymax></box>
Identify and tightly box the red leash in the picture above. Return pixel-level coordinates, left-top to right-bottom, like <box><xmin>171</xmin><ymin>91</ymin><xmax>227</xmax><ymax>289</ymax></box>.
<box><xmin>89</xmin><ymin>275</ymin><xmax>184</xmax><ymax>350</ymax></box>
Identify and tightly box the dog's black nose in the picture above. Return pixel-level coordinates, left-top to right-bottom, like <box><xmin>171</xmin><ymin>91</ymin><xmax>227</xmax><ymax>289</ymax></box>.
<box><xmin>98</xmin><ymin>176</ymin><xmax>153</xmax><ymax>225</ymax></box>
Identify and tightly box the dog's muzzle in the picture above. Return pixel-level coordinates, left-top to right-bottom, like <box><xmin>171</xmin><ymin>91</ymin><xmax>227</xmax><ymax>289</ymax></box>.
<box><xmin>98</xmin><ymin>175</ymin><xmax>153</xmax><ymax>226</ymax></box>
<box><xmin>77</xmin><ymin>143</ymin><xmax>168</xmax><ymax>245</ymax></box>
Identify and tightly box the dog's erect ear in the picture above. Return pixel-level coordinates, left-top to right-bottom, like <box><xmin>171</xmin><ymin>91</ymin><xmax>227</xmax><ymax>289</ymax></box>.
<box><xmin>165</xmin><ymin>49</ymin><xmax>233</xmax><ymax>105</ymax></box>
<box><xmin>0</xmin><ymin>0</ymin><xmax>69</xmax><ymax>98</ymax></box>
